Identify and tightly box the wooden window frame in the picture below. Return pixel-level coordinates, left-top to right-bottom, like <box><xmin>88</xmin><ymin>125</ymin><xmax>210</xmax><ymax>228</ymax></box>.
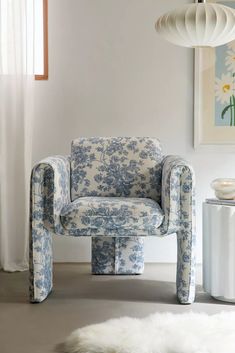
<box><xmin>35</xmin><ymin>0</ymin><xmax>48</xmax><ymax>80</ymax></box>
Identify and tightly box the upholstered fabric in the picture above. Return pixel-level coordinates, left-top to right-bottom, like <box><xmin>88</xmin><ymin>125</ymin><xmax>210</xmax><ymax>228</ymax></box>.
<box><xmin>161</xmin><ymin>155</ymin><xmax>196</xmax><ymax>304</ymax></box>
<box><xmin>60</xmin><ymin>197</ymin><xmax>164</xmax><ymax>236</ymax></box>
<box><xmin>71</xmin><ymin>137</ymin><xmax>163</xmax><ymax>202</ymax></box>
<box><xmin>29</xmin><ymin>138</ymin><xmax>196</xmax><ymax>305</ymax></box>
<box><xmin>92</xmin><ymin>237</ymin><xmax>145</xmax><ymax>275</ymax></box>
<box><xmin>29</xmin><ymin>156</ymin><xmax>70</xmax><ymax>302</ymax></box>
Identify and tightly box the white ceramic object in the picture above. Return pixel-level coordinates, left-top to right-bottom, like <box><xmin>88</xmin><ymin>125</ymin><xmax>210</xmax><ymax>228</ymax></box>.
<box><xmin>211</xmin><ymin>178</ymin><xmax>235</xmax><ymax>200</ymax></box>
<box><xmin>155</xmin><ymin>2</ymin><xmax>235</xmax><ymax>48</ymax></box>
<box><xmin>203</xmin><ymin>202</ymin><xmax>235</xmax><ymax>302</ymax></box>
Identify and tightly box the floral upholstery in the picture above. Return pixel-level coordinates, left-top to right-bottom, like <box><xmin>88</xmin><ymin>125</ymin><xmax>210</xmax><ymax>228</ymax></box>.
<box><xmin>29</xmin><ymin>137</ymin><xmax>196</xmax><ymax>305</ymax></box>
<box><xmin>161</xmin><ymin>156</ymin><xmax>196</xmax><ymax>304</ymax></box>
<box><xmin>60</xmin><ymin>197</ymin><xmax>164</xmax><ymax>236</ymax></box>
<box><xmin>92</xmin><ymin>237</ymin><xmax>145</xmax><ymax>274</ymax></box>
<box><xmin>71</xmin><ymin>137</ymin><xmax>163</xmax><ymax>202</ymax></box>
<box><xmin>29</xmin><ymin>156</ymin><xmax>70</xmax><ymax>302</ymax></box>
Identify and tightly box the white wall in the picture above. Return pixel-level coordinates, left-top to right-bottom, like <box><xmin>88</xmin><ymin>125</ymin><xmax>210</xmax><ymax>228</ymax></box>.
<box><xmin>33</xmin><ymin>0</ymin><xmax>235</xmax><ymax>264</ymax></box>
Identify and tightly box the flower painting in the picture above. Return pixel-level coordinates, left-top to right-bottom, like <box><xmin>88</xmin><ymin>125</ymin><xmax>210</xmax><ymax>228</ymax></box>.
<box><xmin>194</xmin><ymin>1</ymin><xmax>235</xmax><ymax>146</ymax></box>
<box><xmin>215</xmin><ymin>2</ymin><xmax>235</xmax><ymax>127</ymax></box>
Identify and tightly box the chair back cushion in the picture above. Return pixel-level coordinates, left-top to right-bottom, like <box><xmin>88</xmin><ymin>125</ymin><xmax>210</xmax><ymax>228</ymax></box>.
<box><xmin>71</xmin><ymin>137</ymin><xmax>163</xmax><ymax>202</ymax></box>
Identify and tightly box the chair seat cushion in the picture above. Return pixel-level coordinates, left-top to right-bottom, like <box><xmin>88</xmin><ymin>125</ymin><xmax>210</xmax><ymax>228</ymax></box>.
<box><xmin>60</xmin><ymin>197</ymin><xmax>164</xmax><ymax>236</ymax></box>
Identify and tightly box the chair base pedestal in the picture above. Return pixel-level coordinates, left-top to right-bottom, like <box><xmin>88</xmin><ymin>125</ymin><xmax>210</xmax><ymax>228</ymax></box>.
<box><xmin>91</xmin><ymin>237</ymin><xmax>145</xmax><ymax>275</ymax></box>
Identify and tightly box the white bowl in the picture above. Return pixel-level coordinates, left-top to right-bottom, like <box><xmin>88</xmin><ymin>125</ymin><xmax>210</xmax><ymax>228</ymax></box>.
<box><xmin>211</xmin><ymin>178</ymin><xmax>235</xmax><ymax>200</ymax></box>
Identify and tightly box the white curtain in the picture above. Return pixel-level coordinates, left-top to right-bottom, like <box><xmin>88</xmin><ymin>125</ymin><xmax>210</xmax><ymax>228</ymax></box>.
<box><xmin>0</xmin><ymin>0</ymin><xmax>35</xmax><ymax>271</ymax></box>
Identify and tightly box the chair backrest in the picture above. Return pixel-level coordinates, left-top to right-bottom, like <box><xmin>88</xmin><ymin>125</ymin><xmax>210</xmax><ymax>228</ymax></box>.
<box><xmin>71</xmin><ymin>137</ymin><xmax>163</xmax><ymax>202</ymax></box>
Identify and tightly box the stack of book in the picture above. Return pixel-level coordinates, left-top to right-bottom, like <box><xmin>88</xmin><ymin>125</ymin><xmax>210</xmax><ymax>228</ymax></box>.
<box><xmin>206</xmin><ymin>198</ymin><xmax>235</xmax><ymax>206</ymax></box>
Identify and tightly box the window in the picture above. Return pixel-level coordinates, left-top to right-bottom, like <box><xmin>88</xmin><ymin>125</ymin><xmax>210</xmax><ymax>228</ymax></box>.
<box><xmin>0</xmin><ymin>0</ymin><xmax>48</xmax><ymax>77</ymax></box>
<box><xmin>35</xmin><ymin>0</ymin><xmax>48</xmax><ymax>80</ymax></box>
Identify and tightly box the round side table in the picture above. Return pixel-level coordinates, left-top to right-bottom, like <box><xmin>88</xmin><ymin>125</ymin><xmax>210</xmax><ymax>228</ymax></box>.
<box><xmin>203</xmin><ymin>201</ymin><xmax>235</xmax><ymax>302</ymax></box>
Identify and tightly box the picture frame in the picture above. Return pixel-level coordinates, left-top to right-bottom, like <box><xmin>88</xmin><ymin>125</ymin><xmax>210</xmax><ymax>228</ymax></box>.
<box><xmin>194</xmin><ymin>0</ymin><xmax>235</xmax><ymax>148</ymax></box>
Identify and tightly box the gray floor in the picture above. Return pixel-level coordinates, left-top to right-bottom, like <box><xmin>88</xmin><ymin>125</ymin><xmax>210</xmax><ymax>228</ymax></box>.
<box><xmin>1</xmin><ymin>263</ymin><xmax>235</xmax><ymax>353</ymax></box>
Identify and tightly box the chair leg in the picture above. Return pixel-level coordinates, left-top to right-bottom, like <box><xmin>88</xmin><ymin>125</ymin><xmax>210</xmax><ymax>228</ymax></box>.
<box><xmin>176</xmin><ymin>229</ymin><xmax>196</xmax><ymax>304</ymax></box>
<box><xmin>92</xmin><ymin>237</ymin><xmax>145</xmax><ymax>275</ymax></box>
<box><xmin>29</xmin><ymin>227</ymin><xmax>53</xmax><ymax>303</ymax></box>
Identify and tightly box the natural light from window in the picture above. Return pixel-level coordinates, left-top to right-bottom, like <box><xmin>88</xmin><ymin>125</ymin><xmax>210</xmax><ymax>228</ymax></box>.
<box><xmin>0</xmin><ymin>0</ymin><xmax>46</xmax><ymax>76</ymax></box>
<box><xmin>35</xmin><ymin>0</ymin><xmax>44</xmax><ymax>76</ymax></box>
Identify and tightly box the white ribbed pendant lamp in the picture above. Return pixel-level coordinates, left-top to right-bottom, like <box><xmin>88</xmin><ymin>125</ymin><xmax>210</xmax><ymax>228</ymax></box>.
<box><xmin>156</xmin><ymin>0</ymin><xmax>235</xmax><ymax>48</ymax></box>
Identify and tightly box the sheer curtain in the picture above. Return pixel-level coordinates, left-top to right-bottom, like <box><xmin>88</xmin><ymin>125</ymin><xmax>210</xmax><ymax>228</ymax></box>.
<box><xmin>0</xmin><ymin>0</ymin><xmax>35</xmax><ymax>271</ymax></box>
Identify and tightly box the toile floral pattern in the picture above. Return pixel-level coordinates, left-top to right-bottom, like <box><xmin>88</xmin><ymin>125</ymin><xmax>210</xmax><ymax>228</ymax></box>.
<box><xmin>71</xmin><ymin>137</ymin><xmax>163</xmax><ymax>202</ymax></box>
<box><xmin>30</xmin><ymin>137</ymin><xmax>196</xmax><ymax>305</ymax></box>
<box><xmin>30</xmin><ymin>156</ymin><xmax>70</xmax><ymax>302</ymax></box>
<box><xmin>60</xmin><ymin>196</ymin><xmax>164</xmax><ymax>236</ymax></box>
<box><xmin>92</xmin><ymin>237</ymin><xmax>145</xmax><ymax>275</ymax></box>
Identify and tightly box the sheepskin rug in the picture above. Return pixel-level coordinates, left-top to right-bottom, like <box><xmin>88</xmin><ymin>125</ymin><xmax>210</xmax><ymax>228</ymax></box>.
<box><xmin>61</xmin><ymin>311</ymin><xmax>235</xmax><ymax>353</ymax></box>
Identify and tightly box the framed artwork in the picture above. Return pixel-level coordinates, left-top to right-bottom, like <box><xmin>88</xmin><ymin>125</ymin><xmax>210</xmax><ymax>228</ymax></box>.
<box><xmin>194</xmin><ymin>0</ymin><xmax>235</xmax><ymax>147</ymax></box>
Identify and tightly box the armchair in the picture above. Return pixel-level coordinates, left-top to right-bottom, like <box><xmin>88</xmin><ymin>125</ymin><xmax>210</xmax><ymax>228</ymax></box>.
<box><xmin>30</xmin><ymin>137</ymin><xmax>196</xmax><ymax>304</ymax></box>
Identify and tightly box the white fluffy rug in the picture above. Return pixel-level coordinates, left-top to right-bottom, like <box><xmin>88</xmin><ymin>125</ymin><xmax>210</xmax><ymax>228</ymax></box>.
<box><xmin>62</xmin><ymin>311</ymin><xmax>235</xmax><ymax>353</ymax></box>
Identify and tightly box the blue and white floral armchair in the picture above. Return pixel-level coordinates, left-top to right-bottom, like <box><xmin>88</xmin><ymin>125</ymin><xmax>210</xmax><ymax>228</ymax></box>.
<box><xmin>30</xmin><ymin>137</ymin><xmax>196</xmax><ymax>304</ymax></box>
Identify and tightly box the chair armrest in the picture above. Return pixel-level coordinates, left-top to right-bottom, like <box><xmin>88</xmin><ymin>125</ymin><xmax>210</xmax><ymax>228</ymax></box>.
<box><xmin>161</xmin><ymin>155</ymin><xmax>195</xmax><ymax>235</ymax></box>
<box><xmin>30</xmin><ymin>155</ymin><xmax>70</xmax><ymax>234</ymax></box>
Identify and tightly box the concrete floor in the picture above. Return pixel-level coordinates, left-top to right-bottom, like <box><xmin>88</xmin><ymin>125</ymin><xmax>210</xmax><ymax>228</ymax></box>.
<box><xmin>1</xmin><ymin>263</ymin><xmax>235</xmax><ymax>353</ymax></box>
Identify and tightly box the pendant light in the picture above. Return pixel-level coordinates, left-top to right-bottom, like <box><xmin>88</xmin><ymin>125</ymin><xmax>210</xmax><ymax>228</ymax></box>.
<box><xmin>155</xmin><ymin>0</ymin><xmax>235</xmax><ymax>48</ymax></box>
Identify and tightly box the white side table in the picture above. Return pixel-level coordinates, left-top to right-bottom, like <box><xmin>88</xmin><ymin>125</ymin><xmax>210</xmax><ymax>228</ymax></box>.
<box><xmin>203</xmin><ymin>201</ymin><xmax>235</xmax><ymax>302</ymax></box>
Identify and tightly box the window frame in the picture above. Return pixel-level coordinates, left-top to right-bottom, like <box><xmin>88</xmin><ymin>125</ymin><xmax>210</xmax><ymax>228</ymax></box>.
<box><xmin>35</xmin><ymin>0</ymin><xmax>48</xmax><ymax>80</ymax></box>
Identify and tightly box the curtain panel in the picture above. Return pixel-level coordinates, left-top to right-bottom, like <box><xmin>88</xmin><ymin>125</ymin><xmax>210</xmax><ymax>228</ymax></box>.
<box><xmin>0</xmin><ymin>0</ymin><xmax>35</xmax><ymax>271</ymax></box>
